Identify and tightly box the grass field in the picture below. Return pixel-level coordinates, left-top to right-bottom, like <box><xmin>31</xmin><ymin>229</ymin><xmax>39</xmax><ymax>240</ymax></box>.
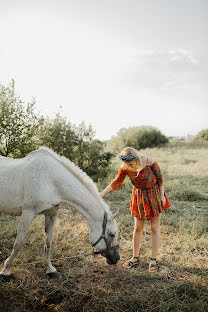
<box><xmin>0</xmin><ymin>142</ymin><xmax>208</xmax><ymax>312</ymax></box>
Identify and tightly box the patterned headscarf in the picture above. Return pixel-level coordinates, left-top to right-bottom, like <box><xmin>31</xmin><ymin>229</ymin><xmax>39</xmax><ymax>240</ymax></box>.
<box><xmin>119</xmin><ymin>155</ymin><xmax>136</xmax><ymax>161</ymax></box>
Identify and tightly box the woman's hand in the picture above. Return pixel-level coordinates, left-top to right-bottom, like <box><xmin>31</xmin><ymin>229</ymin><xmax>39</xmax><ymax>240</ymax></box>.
<box><xmin>160</xmin><ymin>185</ymin><xmax>165</xmax><ymax>206</ymax></box>
<box><xmin>161</xmin><ymin>195</ymin><xmax>166</xmax><ymax>206</ymax></box>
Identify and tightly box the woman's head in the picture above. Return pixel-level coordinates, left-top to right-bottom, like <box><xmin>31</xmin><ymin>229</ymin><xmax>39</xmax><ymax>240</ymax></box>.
<box><xmin>120</xmin><ymin>147</ymin><xmax>137</xmax><ymax>159</ymax></box>
<box><xmin>119</xmin><ymin>147</ymin><xmax>144</xmax><ymax>169</ymax></box>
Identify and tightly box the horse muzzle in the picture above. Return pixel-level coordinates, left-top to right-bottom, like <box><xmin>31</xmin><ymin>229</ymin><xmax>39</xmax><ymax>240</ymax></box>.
<box><xmin>101</xmin><ymin>244</ymin><xmax>120</xmax><ymax>265</ymax></box>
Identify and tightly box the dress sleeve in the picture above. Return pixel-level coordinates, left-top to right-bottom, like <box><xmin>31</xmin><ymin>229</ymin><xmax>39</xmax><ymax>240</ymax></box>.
<box><xmin>110</xmin><ymin>168</ymin><xmax>127</xmax><ymax>192</ymax></box>
<box><xmin>150</xmin><ymin>162</ymin><xmax>164</xmax><ymax>186</ymax></box>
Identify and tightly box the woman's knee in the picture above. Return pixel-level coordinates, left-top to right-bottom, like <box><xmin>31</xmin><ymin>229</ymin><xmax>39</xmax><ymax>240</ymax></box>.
<box><xmin>150</xmin><ymin>223</ymin><xmax>160</xmax><ymax>235</ymax></box>
<box><xmin>134</xmin><ymin>219</ymin><xmax>145</xmax><ymax>233</ymax></box>
<box><xmin>150</xmin><ymin>214</ymin><xmax>161</xmax><ymax>233</ymax></box>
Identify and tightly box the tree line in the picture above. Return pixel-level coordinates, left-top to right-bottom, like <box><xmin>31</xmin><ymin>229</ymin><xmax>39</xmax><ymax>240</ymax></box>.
<box><xmin>1</xmin><ymin>80</ymin><xmax>207</xmax><ymax>181</ymax></box>
<box><xmin>0</xmin><ymin>80</ymin><xmax>114</xmax><ymax>181</ymax></box>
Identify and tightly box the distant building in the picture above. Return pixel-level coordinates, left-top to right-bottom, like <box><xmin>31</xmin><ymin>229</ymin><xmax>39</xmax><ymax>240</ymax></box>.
<box><xmin>170</xmin><ymin>134</ymin><xmax>194</xmax><ymax>141</ymax></box>
<box><xmin>186</xmin><ymin>134</ymin><xmax>194</xmax><ymax>140</ymax></box>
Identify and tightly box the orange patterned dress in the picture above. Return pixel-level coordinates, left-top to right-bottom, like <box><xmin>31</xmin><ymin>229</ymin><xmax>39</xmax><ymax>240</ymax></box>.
<box><xmin>110</xmin><ymin>162</ymin><xmax>170</xmax><ymax>220</ymax></box>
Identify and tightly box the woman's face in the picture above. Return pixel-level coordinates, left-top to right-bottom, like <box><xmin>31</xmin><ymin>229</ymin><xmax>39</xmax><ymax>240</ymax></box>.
<box><xmin>125</xmin><ymin>159</ymin><xmax>137</xmax><ymax>170</ymax></box>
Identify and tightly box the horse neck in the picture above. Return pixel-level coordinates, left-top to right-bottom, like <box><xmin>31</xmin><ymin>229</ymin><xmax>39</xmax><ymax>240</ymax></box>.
<box><xmin>72</xmin><ymin>193</ymin><xmax>104</xmax><ymax>222</ymax></box>
<box><xmin>48</xmin><ymin>158</ymin><xmax>107</xmax><ymax>226</ymax></box>
<box><xmin>61</xmin><ymin>174</ymin><xmax>105</xmax><ymax>225</ymax></box>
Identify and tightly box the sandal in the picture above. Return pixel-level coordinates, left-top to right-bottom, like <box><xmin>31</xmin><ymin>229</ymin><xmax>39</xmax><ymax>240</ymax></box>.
<box><xmin>149</xmin><ymin>257</ymin><xmax>158</xmax><ymax>273</ymax></box>
<box><xmin>123</xmin><ymin>256</ymin><xmax>140</xmax><ymax>269</ymax></box>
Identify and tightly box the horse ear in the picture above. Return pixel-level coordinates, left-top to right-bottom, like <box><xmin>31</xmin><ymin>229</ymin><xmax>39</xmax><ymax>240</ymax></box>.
<box><xmin>108</xmin><ymin>209</ymin><xmax>119</xmax><ymax>221</ymax></box>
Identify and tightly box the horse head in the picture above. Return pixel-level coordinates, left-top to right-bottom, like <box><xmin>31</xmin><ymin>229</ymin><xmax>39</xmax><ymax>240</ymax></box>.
<box><xmin>90</xmin><ymin>210</ymin><xmax>120</xmax><ymax>264</ymax></box>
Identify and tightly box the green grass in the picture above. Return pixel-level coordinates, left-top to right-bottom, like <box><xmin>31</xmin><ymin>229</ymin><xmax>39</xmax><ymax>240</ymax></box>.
<box><xmin>0</xmin><ymin>142</ymin><xmax>208</xmax><ymax>312</ymax></box>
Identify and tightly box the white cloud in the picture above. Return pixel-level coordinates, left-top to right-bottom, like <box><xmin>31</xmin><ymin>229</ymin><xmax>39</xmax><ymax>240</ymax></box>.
<box><xmin>129</xmin><ymin>48</ymin><xmax>199</xmax><ymax>68</ymax></box>
<box><xmin>169</xmin><ymin>49</ymin><xmax>199</xmax><ymax>65</ymax></box>
<box><xmin>126</xmin><ymin>49</ymin><xmax>201</xmax><ymax>90</ymax></box>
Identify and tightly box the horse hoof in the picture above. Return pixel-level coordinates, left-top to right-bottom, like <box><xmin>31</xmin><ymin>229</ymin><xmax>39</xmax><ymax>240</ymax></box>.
<box><xmin>0</xmin><ymin>268</ymin><xmax>11</xmax><ymax>277</ymax></box>
<box><xmin>47</xmin><ymin>271</ymin><xmax>59</xmax><ymax>278</ymax></box>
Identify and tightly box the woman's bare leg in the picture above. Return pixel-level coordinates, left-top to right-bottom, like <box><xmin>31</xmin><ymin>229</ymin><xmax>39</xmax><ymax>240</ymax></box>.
<box><xmin>150</xmin><ymin>214</ymin><xmax>161</xmax><ymax>266</ymax></box>
<box><xmin>132</xmin><ymin>217</ymin><xmax>146</xmax><ymax>259</ymax></box>
<box><xmin>123</xmin><ymin>217</ymin><xmax>145</xmax><ymax>267</ymax></box>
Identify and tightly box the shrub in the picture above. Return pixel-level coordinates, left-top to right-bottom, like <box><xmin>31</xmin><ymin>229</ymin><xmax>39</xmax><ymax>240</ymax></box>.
<box><xmin>40</xmin><ymin>115</ymin><xmax>114</xmax><ymax>181</ymax></box>
<box><xmin>106</xmin><ymin>126</ymin><xmax>168</xmax><ymax>152</ymax></box>
<box><xmin>193</xmin><ymin>129</ymin><xmax>208</xmax><ymax>141</ymax></box>
<box><xmin>0</xmin><ymin>80</ymin><xmax>42</xmax><ymax>157</ymax></box>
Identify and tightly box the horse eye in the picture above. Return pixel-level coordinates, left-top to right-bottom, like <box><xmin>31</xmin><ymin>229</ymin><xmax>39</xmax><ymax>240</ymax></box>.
<box><xmin>109</xmin><ymin>233</ymin><xmax>115</xmax><ymax>238</ymax></box>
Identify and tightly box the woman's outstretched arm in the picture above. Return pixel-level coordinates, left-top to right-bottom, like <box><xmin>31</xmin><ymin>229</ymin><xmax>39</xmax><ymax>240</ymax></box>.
<box><xmin>100</xmin><ymin>185</ymin><xmax>113</xmax><ymax>197</ymax></box>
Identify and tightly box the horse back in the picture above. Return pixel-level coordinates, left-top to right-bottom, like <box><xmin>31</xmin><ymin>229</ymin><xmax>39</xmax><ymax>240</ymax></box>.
<box><xmin>0</xmin><ymin>151</ymin><xmax>62</xmax><ymax>216</ymax></box>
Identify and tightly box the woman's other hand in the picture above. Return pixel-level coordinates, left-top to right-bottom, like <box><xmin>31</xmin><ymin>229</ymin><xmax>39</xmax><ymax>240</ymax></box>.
<box><xmin>161</xmin><ymin>195</ymin><xmax>166</xmax><ymax>206</ymax></box>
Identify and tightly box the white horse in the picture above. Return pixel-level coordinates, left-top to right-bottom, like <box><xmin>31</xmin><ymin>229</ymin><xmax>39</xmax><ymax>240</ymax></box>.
<box><xmin>0</xmin><ymin>147</ymin><xmax>120</xmax><ymax>277</ymax></box>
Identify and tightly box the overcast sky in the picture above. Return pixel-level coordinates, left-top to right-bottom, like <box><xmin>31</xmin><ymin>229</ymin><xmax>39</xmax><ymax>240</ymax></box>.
<box><xmin>0</xmin><ymin>0</ymin><xmax>207</xmax><ymax>140</ymax></box>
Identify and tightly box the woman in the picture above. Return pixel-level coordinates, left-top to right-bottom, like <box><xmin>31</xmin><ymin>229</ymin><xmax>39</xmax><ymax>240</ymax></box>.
<box><xmin>100</xmin><ymin>147</ymin><xmax>170</xmax><ymax>272</ymax></box>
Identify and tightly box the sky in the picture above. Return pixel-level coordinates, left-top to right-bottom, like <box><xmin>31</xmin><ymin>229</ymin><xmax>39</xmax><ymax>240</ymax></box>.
<box><xmin>0</xmin><ymin>0</ymin><xmax>207</xmax><ymax>141</ymax></box>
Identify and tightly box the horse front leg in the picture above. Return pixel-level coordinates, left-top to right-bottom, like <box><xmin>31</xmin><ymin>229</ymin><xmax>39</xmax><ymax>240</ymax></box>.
<box><xmin>44</xmin><ymin>213</ymin><xmax>58</xmax><ymax>276</ymax></box>
<box><xmin>0</xmin><ymin>210</ymin><xmax>35</xmax><ymax>276</ymax></box>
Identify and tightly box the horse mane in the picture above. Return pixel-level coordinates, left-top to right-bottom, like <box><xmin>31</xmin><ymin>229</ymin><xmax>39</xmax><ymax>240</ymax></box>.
<box><xmin>38</xmin><ymin>146</ymin><xmax>110</xmax><ymax>213</ymax></box>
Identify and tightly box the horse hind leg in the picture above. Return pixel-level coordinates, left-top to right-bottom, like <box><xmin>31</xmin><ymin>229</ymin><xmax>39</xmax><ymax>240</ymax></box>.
<box><xmin>44</xmin><ymin>213</ymin><xmax>58</xmax><ymax>276</ymax></box>
<box><xmin>0</xmin><ymin>210</ymin><xmax>35</xmax><ymax>276</ymax></box>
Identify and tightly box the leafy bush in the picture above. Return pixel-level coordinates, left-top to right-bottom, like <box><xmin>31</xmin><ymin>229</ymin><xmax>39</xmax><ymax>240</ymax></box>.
<box><xmin>40</xmin><ymin>114</ymin><xmax>114</xmax><ymax>181</ymax></box>
<box><xmin>193</xmin><ymin>129</ymin><xmax>208</xmax><ymax>141</ymax></box>
<box><xmin>0</xmin><ymin>80</ymin><xmax>43</xmax><ymax>157</ymax></box>
<box><xmin>106</xmin><ymin>126</ymin><xmax>168</xmax><ymax>152</ymax></box>
<box><xmin>39</xmin><ymin>112</ymin><xmax>79</xmax><ymax>160</ymax></box>
<box><xmin>0</xmin><ymin>80</ymin><xmax>113</xmax><ymax>181</ymax></box>
<box><xmin>78</xmin><ymin>139</ymin><xmax>115</xmax><ymax>182</ymax></box>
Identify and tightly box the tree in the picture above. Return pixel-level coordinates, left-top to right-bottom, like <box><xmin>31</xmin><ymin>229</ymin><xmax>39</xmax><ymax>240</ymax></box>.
<box><xmin>0</xmin><ymin>80</ymin><xmax>113</xmax><ymax>179</ymax></box>
<box><xmin>194</xmin><ymin>129</ymin><xmax>208</xmax><ymax>141</ymax></box>
<box><xmin>0</xmin><ymin>80</ymin><xmax>42</xmax><ymax>157</ymax></box>
<box><xmin>39</xmin><ymin>112</ymin><xmax>78</xmax><ymax>160</ymax></box>
<box><xmin>40</xmin><ymin>116</ymin><xmax>114</xmax><ymax>181</ymax></box>
<box><xmin>76</xmin><ymin>139</ymin><xmax>114</xmax><ymax>182</ymax></box>
<box><xmin>106</xmin><ymin>126</ymin><xmax>168</xmax><ymax>152</ymax></box>
<box><xmin>73</xmin><ymin>121</ymin><xmax>95</xmax><ymax>168</ymax></box>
